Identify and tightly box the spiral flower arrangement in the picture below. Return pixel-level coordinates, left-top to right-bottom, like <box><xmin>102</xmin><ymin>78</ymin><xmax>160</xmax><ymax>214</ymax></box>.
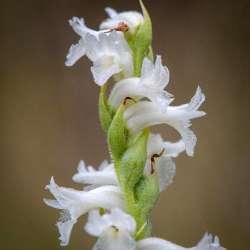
<box><xmin>44</xmin><ymin>1</ymin><xmax>225</xmax><ymax>249</ymax></box>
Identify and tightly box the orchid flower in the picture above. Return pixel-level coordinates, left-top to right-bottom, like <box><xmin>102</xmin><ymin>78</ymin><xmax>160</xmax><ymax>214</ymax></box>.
<box><xmin>66</xmin><ymin>18</ymin><xmax>133</xmax><ymax>86</ymax></box>
<box><xmin>124</xmin><ymin>86</ymin><xmax>206</xmax><ymax>156</ymax></box>
<box><xmin>72</xmin><ymin>139</ymin><xmax>179</xmax><ymax>193</ymax></box>
<box><xmin>85</xmin><ymin>208</ymin><xmax>225</xmax><ymax>250</ymax></box>
<box><xmin>85</xmin><ymin>208</ymin><xmax>137</xmax><ymax>250</ymax></box>
<box><xmin>100</xmin><ymin>7</ymin><xmax>144</xmax><ymax>34</ymax></box>
<box><xmin>65</xmin><ymin>17</ymin><xmax>108</xmax><ymax>67</ymax></box>
<box><xmin>85</xmin><ymin>31</ymin><xmax>133</xmax><ymax>85</ymax></box>
<box><xmin>109</xmin><ymin>55</ymin><xmax>172</xmax><ymax>112</ymax></box>
<box><xmin>43</xmin><ymin>177</ymin><xmax>123</xmax><ymax>246</ymax></box>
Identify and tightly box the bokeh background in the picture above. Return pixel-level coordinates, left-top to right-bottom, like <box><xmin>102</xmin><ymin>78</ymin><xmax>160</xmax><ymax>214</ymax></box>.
<box><xmin>2</xmin><ymin>0</ymin><xmax>250</xmax><ymax>249</ymax></box>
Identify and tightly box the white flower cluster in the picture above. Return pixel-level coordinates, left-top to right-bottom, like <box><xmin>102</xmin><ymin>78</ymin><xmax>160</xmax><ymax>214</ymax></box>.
<box><xmin>44</xmin><ymin>4</ymin><xmax>226</xmax><ymax>250</ymax></box>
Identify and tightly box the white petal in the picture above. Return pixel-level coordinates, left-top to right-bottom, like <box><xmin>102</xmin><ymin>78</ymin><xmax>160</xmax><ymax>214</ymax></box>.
<box><xmin>108</xmin><ymin>77</ymin><xmax>140</xmax><ymax>108</ymax></box>
<box><xmin>91</xmin><ymin>58</ymin><xmax>121</xmax><ymax>86</ymax></box>
<box><xmin>110</xmin><ymin>79</ymin><xmax>172</xmax><ymax>111</ymax></box>
<box><xmin>44</xmin><ymin>178</ymin><xmax>124</xmax><ymax>246</ymax></box>
<box><xmin>147</xmin><ymin>133</ymin><xmax>163</xmax><ymax>157</ymax></box>
<box><xmin>141</xmin><ymin>57</ymin><xmax>154</xmax><ymax>77</ymax></box>
<box><xmin>69</xmin><ymin>16</ymin><xmax>99</xmax><ymax>38</ymax></box>
<box><xmin>137</xmin><ymin>234</ymin><xmax>226</xmax><ymax>250</ymax></box>
<box><xmin>85</xmin><ymin>208</ymin><xmax>136</xmax><ymax>237</ymax></box>
<box><xmin>85</xmin><ymin>209</ymin><xmax>106</xmax><ymax>236</ymax></box>
<box><xmin>45</xmin><ymin>177</ymin><xmax>124</xmax><ymax>218</ymax></box>
<box><xmin>66</xmin><ymin>17</ymin><xmax>111</xmax><ymax>67</ymax></box>
<box><xmin>93</xmin><ymin>227</ymin><xmax>136</xmax><ymax>250</ymax></box>
<box><xmin>82</xmin><ymin>186</ymin><xmax>124</xmax><ymax>212</ymax></box>
<box><xmin>137</xmin><ymin>237</ymin><xmax>183</xmax><ymax>250</ymax></box>
<box><xmin>187</xmin><ymin>86</ymin><xmax>205</xmax><ymax>112</ymax></box>
<box><xmin>109</xmin><ymin>55</ymin><xmax>172</xmax><ymax>111</ymax></box>
<box><xmin>144</xmin><ymin>152</ymin><xmax>176</xmax><ymax>192</ymax></box>
<box><xmin>107</xmin><ymin>208</ymin><xmax>136</xmax><ymax>235</ymax></box>
<box><xmin>195</xmin><ymin>233</ymin><xmax>226</xmax><ymax>250</ymax></box>
<box><xmin>125</xmin><ymin>102</ymin><xmax>169</xmax><ymax>134</ymax></box>
<box><xmin>179</xmin><ymin>125</ymin><xmax>197</xmax><ymax>157</ymax></box>
<box><xmin>140</xmin><ymin>56</ymin><xmax>170</xmax><ymax>90</ymax></box>
<box><xmin>163</xmin><ymin>140</ymin><xmax>186</xmax><ymax>158</ymax></box>
<box><xmin>43</xmin><ymin>198</ymin><xmax>62</xmax><ymax>209</ymax></box>
<box><xmin>157</xmin><ymin>156</ymin><xmax>176</xmax><ymax>191</ymax></box>
<box><xmin>72</xmin><ymin>160</ymin><xmax>118</xmax><ymax>186</ymax></box>
<box><xmin>98</xmin><ymin>160</ymin><xmax>109</xmax><ymax>170</ymax></box>
<box><xmin>56</xmin><ymin>218</ymin><xmax>77</xmax><ymax>246</ymax></box>
<box><xmin>140</xmin><ymin>56</ymin><xmax>172</xmax><ymax>111</ymax></box>
<box><xmin>167</xmin><ymin>86</ymin><xmax>206</xmax><ymax>120</ymax></box>
<box><xmin>125</xmin><ymin>100</ymin><xmax>205</xmax><ymax>156</ymax></box>
<box><xmin>66</xmin><ymin>17</ymin><xmax>107</xmax><ymax>66</ymax></box>
<box><xmin>85</xmin><ymin>31</ymin><xmax>133</xmax><ymax>85</ymax></box>
<box><xmin>105</xmin><ymin>7</ymin><xmax>118</xmax><ymax>18</ymax></box>
<box><xmin>65</xmin><ymin>38</ymin><xmax>86</xmax><ymax>66</ymax></box>
<box><xmin>84</xmin><ymin>33</ymin><xmax>101</xmax><ymax>61</ymax></box>
<box><xmin>148</xmin><ymin>133</ymin><xmax>185</xmax><ymax>158</ymax></box>
<box><xmin>124</xmin><ymin>101</ymin><xmax>157</xmax><ymax>121</ymax></box>
<box><xmin>150</xmin><ymin>90</ymin><xmax>173</xmax><ymax>113</ymax></box>
<box><xmin>45</xmin><ymin>177</ymin><xmax>67</xmax><ymax>206</ymax></box>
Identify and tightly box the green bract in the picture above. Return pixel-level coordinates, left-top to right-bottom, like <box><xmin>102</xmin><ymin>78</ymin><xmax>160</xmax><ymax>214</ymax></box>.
<box><xmin>120</xmin><ymin>130</ymin><xmax>149</xmax><ymax>190</ymax></box>
<box><xmin>108</xmin><ymin>103</ymin><xmax>128</xmax><ymax>163</ymax></box>
<box><xmin>126</xmin><ymin>0</ymin><xmax>153</xmax><ymax>76</ymax></box>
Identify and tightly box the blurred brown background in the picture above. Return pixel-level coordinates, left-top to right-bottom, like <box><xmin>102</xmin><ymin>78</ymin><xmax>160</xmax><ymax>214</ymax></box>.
<box><xmin>1</xmin><ymin>0</ymin><xmax>250</xmax><ymax>249</ymax></box>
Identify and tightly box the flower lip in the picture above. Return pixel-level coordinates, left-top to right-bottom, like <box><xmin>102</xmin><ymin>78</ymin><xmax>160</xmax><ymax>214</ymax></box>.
<box><xmin>85</xmin><ymin>31</ymin><xmax>133</xmax><ymax>86</ymax></box>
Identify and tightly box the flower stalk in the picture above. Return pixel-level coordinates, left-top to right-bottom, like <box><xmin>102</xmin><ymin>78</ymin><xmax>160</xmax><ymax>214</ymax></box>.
<box><xmin>43</xmin><ymin>1</ymin><xmax>226</xmax><ymax>249</ymax></box>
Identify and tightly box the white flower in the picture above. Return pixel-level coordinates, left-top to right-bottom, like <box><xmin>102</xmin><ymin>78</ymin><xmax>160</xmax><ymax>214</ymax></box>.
<box><xmin>85</xmin><ymin>208</ymin><xmax>137</xmax><ymax>250</ymax></box>
<box><xmin>65</xmin><ymin>15</ymin><xmax>134</xmax><ymax>84</ymax></box>
<box><xmin>72</xmin><ymin>160</ymin><xmax>118</xmax><ymax>188</ymax></box>
<box><xmin>85</xmin><ymin>208</ymin><xmax>225</xmax><ymax>250</ymax></box>
<box><xmin>72</xmin><ymin>138</ymin><xmax>181</xmax><ymax>193</ymax></box>
<box><xmin>65</xmin><ymin>17</ymin><xmax>107</xmax><ymax>67</ymax></box>
<box><xmin>137</xmin><ymin>233</ymin><xmax>226</xmax><ymax>250</ymax></box>
<box><xmin>43</xmin><ymin>177</ymin><xmax>123</xmax><ymax>246</ymax></box>
<box><xmin>124</xmin><ymin>86</ymin><xmax>206</xmax><ymax>156</ymax></box>
<box><xmin>109</xmin><ymin>55</ymin><xmax>172</xmax><ymax>112</ymax></box>
<box><xmin>85</xmin><ymin>31</ymin><xmax>133</xmax><ymax>86</ymax></box>
<box><xmin>100</xmin><ymin>7</ymin><xmax>144</xmax><ymax>33</ymax></box>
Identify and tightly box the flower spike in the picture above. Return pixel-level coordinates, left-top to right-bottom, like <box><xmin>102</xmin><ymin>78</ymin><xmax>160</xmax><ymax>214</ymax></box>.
<box><xmin>44</xmin><ymin>2</ymin><xmax>225</xmax><ymax>249</ymax></box>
